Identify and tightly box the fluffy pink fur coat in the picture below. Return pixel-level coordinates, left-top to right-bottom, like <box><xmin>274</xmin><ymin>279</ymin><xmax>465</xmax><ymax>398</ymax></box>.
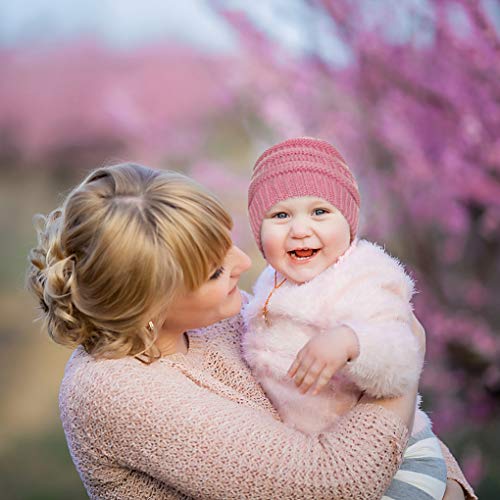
<box><xmin>242</xmin><ymin>239</ymin><xmax>424</xmax><ymax>434</ymax></box>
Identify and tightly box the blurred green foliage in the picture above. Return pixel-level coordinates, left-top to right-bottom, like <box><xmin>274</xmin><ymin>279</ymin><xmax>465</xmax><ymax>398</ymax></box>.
<box><xmin>0</xmin><ymin>427</ymin><xmax>87</xmax><ymax>500</ymax></box>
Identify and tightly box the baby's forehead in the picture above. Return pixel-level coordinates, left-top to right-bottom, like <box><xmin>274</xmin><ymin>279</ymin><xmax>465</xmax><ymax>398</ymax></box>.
<box><xmin>269</xmin><ymin>196</ymin><xmax>337</xmax><ymax>210</ymax></box>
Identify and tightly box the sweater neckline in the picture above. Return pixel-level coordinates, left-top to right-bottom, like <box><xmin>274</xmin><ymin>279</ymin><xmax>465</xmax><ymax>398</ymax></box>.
<box><xmin>158</xmin><ymin>330</ymin><xmax>206</xmax><ymax>367</ymax></box>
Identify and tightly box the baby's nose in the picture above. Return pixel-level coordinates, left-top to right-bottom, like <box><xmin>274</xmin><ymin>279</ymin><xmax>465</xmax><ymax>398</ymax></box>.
<box><xmin>290</xmin><ymin>217</ymin><xmax>312</xmax><ymax>239</ymax></box>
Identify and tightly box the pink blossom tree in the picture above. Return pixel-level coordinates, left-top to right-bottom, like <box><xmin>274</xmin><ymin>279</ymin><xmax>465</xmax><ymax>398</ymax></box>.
<box><xmin>212</xmin><ymin>0</ymin><xmax>500</xmax><ymax>490</ymax></box>
<box><xmin>0</xmin><ymin>42</ymin><xmax>235</xmax><ymax>168</ymax></box>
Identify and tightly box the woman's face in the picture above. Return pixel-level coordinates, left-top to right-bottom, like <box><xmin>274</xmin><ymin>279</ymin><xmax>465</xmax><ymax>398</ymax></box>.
<box><xmin>161</xmin><ymin>245</ymin><xmax>252</xmax><ymax>333</ymax></box>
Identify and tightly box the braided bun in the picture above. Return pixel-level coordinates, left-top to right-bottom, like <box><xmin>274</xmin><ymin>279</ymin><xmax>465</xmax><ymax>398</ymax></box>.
<box><xmin>28</xmin><ymin>209</ymin><xmax>86</xmax><ymax>346</ymax></box>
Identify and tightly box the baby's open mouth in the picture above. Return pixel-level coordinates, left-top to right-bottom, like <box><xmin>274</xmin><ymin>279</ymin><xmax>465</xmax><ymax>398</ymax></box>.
<box><xmin>288</xmin><ymin>248</ymin><xmax>319</xmax><ymax>260</ymax></box>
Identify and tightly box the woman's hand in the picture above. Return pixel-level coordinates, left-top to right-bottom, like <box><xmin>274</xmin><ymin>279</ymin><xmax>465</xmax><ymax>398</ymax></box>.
<box><xmin>287</xmin><ymin>325</ymin><xmax>359</xmax><ymax>395</ymax></box>
<box><xmin>443</xmin><ymin>479</ymin><xmax>466</xmax><ymax>500</ymax></box>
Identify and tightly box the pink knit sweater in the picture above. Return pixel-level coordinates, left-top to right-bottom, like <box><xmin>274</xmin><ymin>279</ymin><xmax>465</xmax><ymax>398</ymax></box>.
<box><xmin>59</xmin><ymin>306</ymin><xmax>475</xmax><ymax>499</ymax></box>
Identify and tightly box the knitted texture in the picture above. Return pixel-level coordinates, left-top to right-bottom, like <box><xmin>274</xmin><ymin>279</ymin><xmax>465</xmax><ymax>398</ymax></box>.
<box><xmin>248</xmin><ymin>137</ymin><xmax>361</xmax><ymax>252</ymax></box>
<box><xmin>59</xmin><ymin>305</ymin><xmax>476</xmax><ymax>499</ymax></box>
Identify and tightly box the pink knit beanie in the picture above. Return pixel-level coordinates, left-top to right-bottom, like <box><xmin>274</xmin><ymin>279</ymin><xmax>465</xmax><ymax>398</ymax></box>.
<box><xmin>248</xmin><ymin>137</ymin><xmax>361</xmax><ymax>252</ymax></box>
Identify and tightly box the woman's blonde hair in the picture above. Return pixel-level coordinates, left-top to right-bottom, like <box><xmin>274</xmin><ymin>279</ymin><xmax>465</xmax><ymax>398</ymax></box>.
<box><xmin>27</xmin><ymin>163</ymin><xmax>233</xmax><ymax>362</ymax></box>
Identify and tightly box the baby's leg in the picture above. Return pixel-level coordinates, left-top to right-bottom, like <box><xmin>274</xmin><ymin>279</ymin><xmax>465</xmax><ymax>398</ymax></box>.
<box><xmin>382</xmin><ymin>425</ymin><xmax>447</xmax><ymax>500</ymax></box>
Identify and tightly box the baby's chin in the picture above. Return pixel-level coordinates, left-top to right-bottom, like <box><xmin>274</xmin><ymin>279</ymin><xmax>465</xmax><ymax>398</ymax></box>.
<box><xmin>276</xmin><ymin>268</ymin><xmax>322</xmax><ymax>285</ymax></box>
<box><xmin>278</xmin><ymin>257</ymin><xmax>342</xmax><ymax>284</ymax></box>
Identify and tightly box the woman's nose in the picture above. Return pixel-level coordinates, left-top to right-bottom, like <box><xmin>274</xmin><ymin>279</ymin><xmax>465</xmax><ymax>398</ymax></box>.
<box><xmin>230</xmin><ymin>246</ymin><xmax>252</xmax><ymax>276</ymax></box>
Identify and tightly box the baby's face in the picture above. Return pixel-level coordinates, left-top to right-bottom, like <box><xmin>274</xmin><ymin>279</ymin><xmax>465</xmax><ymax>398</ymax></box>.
<box><xmin>261</xmin><ymin>196</ymin><xmax>351</xmax><ymax>284</ymax></box>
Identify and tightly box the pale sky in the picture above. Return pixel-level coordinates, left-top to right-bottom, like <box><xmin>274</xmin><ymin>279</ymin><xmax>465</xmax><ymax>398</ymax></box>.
<box><xmin>2</xmin><ymin>1</ymin><xmax>496</xmax><ymax>61</ymax></box>
<box><xmin>0</xmin><ymin>0</ymin><xmax>236</xmax><ymax>51</ymax></box>
<box><xmin>0</xmin><ymin>0</ymin><xmax>346</xmax><ymax>61</ymax></box>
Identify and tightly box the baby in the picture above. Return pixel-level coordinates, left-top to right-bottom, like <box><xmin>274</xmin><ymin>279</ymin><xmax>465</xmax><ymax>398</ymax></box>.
<box><xmin>242</xmin><ymin>137</ymin><xmax>447</xmax><ymax>500</ymax></box>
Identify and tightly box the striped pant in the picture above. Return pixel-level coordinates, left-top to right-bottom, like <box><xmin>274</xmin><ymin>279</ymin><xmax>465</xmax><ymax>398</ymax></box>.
<box><xmin>382</xmin><ymin>426</ymin><xmax>447</xmax><ymax>500</ymax></box>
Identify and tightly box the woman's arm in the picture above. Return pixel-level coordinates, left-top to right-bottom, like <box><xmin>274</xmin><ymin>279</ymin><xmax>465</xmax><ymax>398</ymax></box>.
<box><xmin>78</xmin><ymin>364</ymin><xmax>411</xmax><ymax>499</ymax></box>
<box><xmin>360</xmin><ymin>378</ymin><xmax>418</xmax><ymax>431</ymax></box>
<box><xmin>409</xmin><ymin>315</ymin><xmax>476</xmax><ymax>499</ymax></box>
<box><xmin>440</xmin><ymin>441</ymin><xmax>477</xmax><ymax>500</ymax></box>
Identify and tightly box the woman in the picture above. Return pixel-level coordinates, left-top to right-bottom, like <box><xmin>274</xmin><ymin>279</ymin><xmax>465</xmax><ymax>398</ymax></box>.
<box><xmin>27</xmin><ymin>163</ymin><xmax>474</xmax><ymax>499</ymax></box>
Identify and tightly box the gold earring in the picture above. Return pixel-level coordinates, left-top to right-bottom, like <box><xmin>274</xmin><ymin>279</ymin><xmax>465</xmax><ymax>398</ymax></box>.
<box><xmin>147</xmin><ymin>321</ymin><xmax>155</xmax><ymax>332</ymax></box>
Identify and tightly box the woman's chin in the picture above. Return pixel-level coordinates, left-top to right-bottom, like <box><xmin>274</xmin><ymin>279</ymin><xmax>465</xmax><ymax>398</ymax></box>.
<box><xmin>225</xmin><ymin>288</ymin><xmax>242</xmax><ymax>317</ymax></box>
<box><xmin>201</xmin><ymin>290</ymin><xmax>242</xmax><ymax>329</ymax></box>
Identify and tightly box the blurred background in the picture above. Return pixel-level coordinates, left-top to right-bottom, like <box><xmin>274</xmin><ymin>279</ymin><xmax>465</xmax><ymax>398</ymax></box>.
<box><xmin>1</xmin><ymin>0</ymin><xmax>499</xmax><ymax>498</ymax></box>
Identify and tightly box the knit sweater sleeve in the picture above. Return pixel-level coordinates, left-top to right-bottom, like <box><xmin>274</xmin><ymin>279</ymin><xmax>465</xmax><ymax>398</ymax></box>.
<box><xmin>69</xmin><ymin>362</ymin><xmax>409</xmax><ymax>499</ymax></box>
<box><xmin>440</xmin><ymin>440</ymin><xmax>478</xmax><ymax>499</ymax></box>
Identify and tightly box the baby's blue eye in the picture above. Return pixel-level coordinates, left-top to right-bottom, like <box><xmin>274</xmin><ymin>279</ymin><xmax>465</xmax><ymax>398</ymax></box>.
<box><xmin>273</xmin><ymin>212</ymin><xmax>288</xmax><ymax>219</ymax></box>
<box><xmin>313</xmin><ymin>208</ymin><xmax>328</xmax><ymax>216</ymax></box>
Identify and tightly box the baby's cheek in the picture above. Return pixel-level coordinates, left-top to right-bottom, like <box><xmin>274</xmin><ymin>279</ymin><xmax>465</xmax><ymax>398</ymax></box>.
<box><xmin>332</xmin><ymin>226</ymin><xmax>350</xmax><ymax>248</ymax></box>
<box><xmin>261</xmin><ymin>236</ymin><xmax>281</xmax><ymax>260</ymax></box>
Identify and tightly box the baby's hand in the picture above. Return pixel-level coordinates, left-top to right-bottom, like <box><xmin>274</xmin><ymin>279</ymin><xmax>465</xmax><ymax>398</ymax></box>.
<box><xmin>287</xmin><ymin>325</ymin><xmax>360</xmax><ymax>396</ymax></box>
